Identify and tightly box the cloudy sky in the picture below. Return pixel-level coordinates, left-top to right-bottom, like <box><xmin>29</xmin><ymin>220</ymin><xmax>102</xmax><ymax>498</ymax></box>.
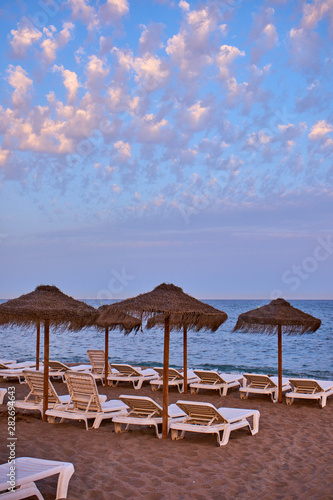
<box><xmin>0</xmin><ymin>0</ymin><xmax>332</xmax><ymax>300</ymax></box>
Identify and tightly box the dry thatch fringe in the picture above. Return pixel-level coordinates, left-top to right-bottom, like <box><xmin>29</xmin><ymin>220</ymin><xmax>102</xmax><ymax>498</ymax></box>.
<box><xmin>233</xmin><ymin>298</ymin><xmax>321</xmax><ymax>336</ymax></box>
<box><xmin>146</xmin><ymin>312</ymin><xmax>226</xmax><ymax>332</ymax></box>
<box><xmin>0</xmin><ymin>285</ymin><xmax>98</xmax><ymax>331</ymax></box>
<box><xmin>98</xmin><ymin>283</ymin><xmax>228</xmax><ymax>333</ymax></box>
<box><xmin>95</xmin><ymin>305</ymin><xmax>141</xmax><ymax>334</ymax></box>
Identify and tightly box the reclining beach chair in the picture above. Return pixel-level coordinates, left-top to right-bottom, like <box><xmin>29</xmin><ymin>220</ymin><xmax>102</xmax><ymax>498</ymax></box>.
<box><xmin>240</xmin><ymin>373</ymin><xmax>291</xmax><ymax>403</ymax></box>
<box><xmin>14</xmin><ymin>370</ymin><xmax>71</xmax><ymax>416</ymax></box>
<box><xmin>0</xmin><ymin>388</ymin><xmax>6</xmax><ymax>405</ymax></box>
<box><xmin>108</xmin><ymin>364</ymin><xmax>158</xmax><ymax>390</ymax></box>
<box><xmin>169</xmin><ymin>400</ymin><xmax>260</xmax><ymax>447</ymax></box>
<box><xmin>286</xmin><ymin>378</ymin><xmax>333</xmax><ymax>408</ymax></box>
<box><xmin>112</xmin><ymin>394</ymin><xmax>186</xmax><ymax>439</ymax></box>
<box><xmin>0</xmin><ymin>359</ymin><xmax>16</xmax><ymax>365</ymax></box>
<box><xmin>87</xmin><ymin>349</ymin><xmax>113</xmax><ymax>383</ymax></box>
<box><xmin>49</xmin><ymin>360</ymin><xmax>91</xmax><ymax>382</ymax></box>
<box><xmin>0</xmin><ymin>364</ymin><xmax>31</xmax><ymax>384</ymax></box>
<box><xmin>46</xmin><ymin>371</ymin><xmax>128</xmax><ymax>430</ymax></box>
<box><xmin>190</xmin><ymin>370</ymin><xmax>243</xmax><ymax>396</ymax></box>
<box><xmin>150</xmin><ymin>367</ymin><xmax>199</xmax><ymax>393</ymax></box>
<box><xmin>0</xmin><ymin>456</ymin><xmax>74</xmax><ymax>500</ymax></box>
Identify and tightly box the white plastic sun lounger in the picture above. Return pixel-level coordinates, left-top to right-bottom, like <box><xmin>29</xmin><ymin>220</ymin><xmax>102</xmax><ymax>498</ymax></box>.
<box><xmin>108</xmin><ymin>364</ymin><xmax>158</xmax><ymax>390</ymax></box>
<box><xmin>49</xmin><ymin>360</ymin><xmax>92</xmax><ymax>382</ymax></box>
<box><xmin>0</xmin><ymin>364</ymin><xmax>29</xmax><ymax>384</ymax></box>
<box><xmin>0</xmin><ymin>457</ymin><xmax>74</xmax><ymax>500</ymax></box>
<box><xmin>0</xmin><ymin>359</ymin><xmax>16</xmax><ymax>365</ymax></box>
<box><xmin>112</xmin><ymin>394</ymin><xmax>186</xmax><ymax>439</ymax></box>
<box><xmin>240</xmin><ymin>373</ymin><xmax>291</xmax><ymax>403</ymax></box>
<box><xmin>286</xmin><ymin>378</ymin><xmax>333</xmax><ymax>408</ymax></box>
<box><xmin>0</xmin><ymin>388</ymin><xmax>6</xmax><ymax>405</ymax></box>
<box><xmin>150</xmin><ymin>367</ymin><xmax>199</xmax><ymax>393</ymax></box>
<box><xmin>190</xmin><ymin>370</ymin><xmax>243</xmax><ymax>396</ymax></box>
<box><xmin>169</xmin><ymin>400</ymin><xmax>260</xmax><ymax>446</ymax></box>
<box><xmin>87</xmin><ymin>349</ymin><xmax>114</xmax><ymax>383</ymax></box>
<box><xmin>14</xmin><ymin>370</ymin><xmax>71</xmax><ymax>415</ymax></box>
<box><xmin>46</xmin><ymin>371</ymin><xmax>128</xmax><ymax>430</ymax></box>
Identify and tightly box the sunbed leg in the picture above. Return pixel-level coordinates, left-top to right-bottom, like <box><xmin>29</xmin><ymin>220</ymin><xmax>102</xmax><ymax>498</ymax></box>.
<box><xmin>271</xmin><ymin>390</ymin><xmax>278</xmax><ymax>403</ymax></box>
<box><xmin>55</xmin><ymin>462</ymin><xmax>75</xmax><ymax>500</ymax></box>
<box><xmin>219</xmin><ymin>426</ymin><xmax>231</xmax><ymax>446</ymax></box>
<box><xmin>190</xmin><ymin>387</ymin><xmax>198</xmax><ymax>394</ymax></box>
<box><xmin>171</xmin><ymin>428</ymin><xmax>184</xmax><ymax>441</ymax></box>
<box><xmin>286</xmin><ymin>396</ymin><xmax>293</xmax><ymax>405</ymax></box>
<box><xmin>320</xmin><ymin>396</ymin><xmax>326</xmax><ymax>408</ymax></box>
<box><xmin>134</xmin><ymin>380</ymin><xmax>143</xmax><ymax>390</ymax></box>
<box><xmin>47</xmin><ymin>416</ymin><xmax>56</xmax><ymax>424</ymax></box>
<box><xmin>240</xmin><ymin>392</ymin><xmax>248</xmax><ymax>399</ymax></box>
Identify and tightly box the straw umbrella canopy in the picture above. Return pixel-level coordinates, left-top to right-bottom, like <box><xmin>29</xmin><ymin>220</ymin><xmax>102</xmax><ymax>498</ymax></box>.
<box><xmin>0</xmin><ymin>285</ymin><xmax>98</xmax><ymax>419</ymax></box>
<box><xmin>233</xmin><ymin>298</ymin><xmax>321</xmax><ymax>403</ymax></box>
<box><xmin>97</xmin><ymin>283</ymin><xmax>228</xmax><ymax>438</ymax></box>
<box><xmin>96</xmin><ymin>306</ymin><xmax>141</xmax><ymax>385</ymax></box>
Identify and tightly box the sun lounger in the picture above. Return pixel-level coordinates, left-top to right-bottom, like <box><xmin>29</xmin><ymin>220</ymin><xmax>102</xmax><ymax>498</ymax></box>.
<box><xmin>190</xmin><ymin>370</ymin><xmax>243</xmax><ymax>396</ymax></box>
<box><xmin>0</xmin><ymin>388</ymin><xmax>6</xmax><ymax>405</ymax></box>
<box><xmin>0</xmin><ymin>456</ymin><xmax>74</xmax><ymax>500</ymax></box>
<box><xmin>112</xmin><ymin>394</ymin><xmax>186</xmax><ymax>439</ymax></box>
<box><xmin>87</xmin><ymin>349</ymin><xmax>113</xmax><ymax>383</ymax></box>
<box><xmin>169</xmin><ymin>400</ymin><xmax>260</xmax><ymax>446</ymax></box>
<box><xmin>239</xmin><ymin>373</ymin><xmax>291</xmax><ymax>402</ymax></box>
<box><xmin>0</xmin><ymin>364</ymin><xmax>29</xmax><ymax>384</ymax></box>
<box><xmin>150</xmin><ymin>367</ymin><xmax>199</xmax><ymax>393</ymax></box>
<box><xmin>49</xmin><ymin>360</ymin><xmax>92</xmax><ymax>382</ymax></box>
<box><xmin>14</xmin><ymin>370</ymin><xmax>71</xmax><ymax>416</ymax></box>
<box><xmin>108</xmin><ymin>364</ymin><xmax>158</xmax><ymax>390</ymax></box>
<box><xmin>286</xmin><ymin>378</ymin><xmax>333</xmax><ymax>408</ymax></box>
<box><xmin>0</xmin><ymin>359</ymin><xmax>16</xmax><ymax>365</ymax></box>
<box><xmin>46</xmin><ymin>371</ymin><xmax>128</xmax><ymax>429</ymax></box>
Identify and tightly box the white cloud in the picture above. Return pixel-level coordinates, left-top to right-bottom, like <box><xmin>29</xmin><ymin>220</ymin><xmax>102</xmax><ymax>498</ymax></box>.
<box><xmin>308</xmin><ymin>120</ymin><xmax>333</xmax><ymax>140</ymax></box>
<box><xmin>98</xmin><ymin>0</ymin><xmax>129</xmax><ymax>24</ymax></box>
<box><xmin>9</xmin><ymin>23</ymin><xmax>42</xmax><ymax>58</ymax></box>
<box><xmin>53</xmin><ymin>65</ymin><xmax>80</xmax><ymax>103</ymax></box>
<box><xmin>86</xmin><ymin>55</ymin><xmax>110</xmax><ymax>90</ymax></box>
<box><xmin>216</xmin><ymin>45</ymin><xmax>245</xmax><ymax>79</ymax></box>
<box><xmin>0</xmin><ymin>147</ymin><xmax>10</xmax><ymax>166</ymax></box>
<box><xmin>114</xmin><ymin>140</ymin><xmax>131</xmax><ymax>158</ymax></box>
<box><xmin>41</xmin><ymin>22</ymin><xmax>74</xmax><ymax>66</ymax></box>
<box><xmin>179</xmin><ymin>1</ymin><xmax>190</xmax><ymax>11</ymax></box>
<box><xmin>6</xmin><ymin>65</ymin><xmax>33</xmax><ymax>109</ymax></box>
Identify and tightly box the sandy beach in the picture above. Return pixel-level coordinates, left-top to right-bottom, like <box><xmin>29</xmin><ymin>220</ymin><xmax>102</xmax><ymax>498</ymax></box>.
<box><xmin>0</xmin><ymin>375</ymin><xmax>332</xmax><ymax>500</ymax></box>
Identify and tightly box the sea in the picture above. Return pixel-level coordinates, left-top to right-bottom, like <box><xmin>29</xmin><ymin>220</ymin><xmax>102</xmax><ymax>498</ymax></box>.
<box><xmin>0</xmin><ymin>299</ymin><xmax>332</xmax><ymax>380</ymax></box>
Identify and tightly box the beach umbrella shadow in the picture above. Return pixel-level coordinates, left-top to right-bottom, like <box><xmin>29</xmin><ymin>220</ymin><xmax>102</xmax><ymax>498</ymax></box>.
<box><xmin>97</xmin><ymin>283</ymin><xmax>228</xmax><ymax>438</ymax></box>
<box><xmin>0</xmin><ymin>285</ymin><xmax>98</xmax><ymax>419</ymax></box>
<box><xmin>233</xmin><ymin>298</ymin><xmax>321</xmax><ymax>402</ymax></box>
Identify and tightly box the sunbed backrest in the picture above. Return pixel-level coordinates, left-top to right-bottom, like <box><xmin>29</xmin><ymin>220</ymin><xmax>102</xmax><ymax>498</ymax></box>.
<box><xmin>119</xmin><ymin>395</ymin><xmax>162</xmax><ymax>417</ymax></box>
<box><xmin>243</xmin><ymin>373</ymin><xmax>276</xmax><ymax>389</ymax></box>
<box><xmin>49</xmin><ymin>360</ymin><xmax>68</xmax><ymax>372</ymax></box>
<box><xmin>23</xmin><ymin>370</ymin><xmax>61</xmax><ymax>404</ymax></box>
<box><xmin>111</xmin><ymin>364</ymin><xmax>141</xmax><ymax>377</ymax></box>
<box><xmin>154</xmin><ymin>367</ymin><xmax>182</xmax><ymax>380</ymax></box>
<box><xmin>289</xmin><ymin>379</ymin><xmax>323</xmax><ymax>394</ymax></box>
<box><xmin>176</xmin><ymin>401</ymin><xmax>227</xmax><ymax>425</ymax></box>
<box><xmin>193</xmin><ymin>370</ymin><xmax>223</xmax><ymax>384</ymax></box>
<box><xmin>65</xmin><ymin>371</ymin><xmax>102</xmax><ymax>412</ymax></box>
<box><xmin>87</xmin><ymin>349</ymin><xmax>111</xmax><ymax>375</ymax></box>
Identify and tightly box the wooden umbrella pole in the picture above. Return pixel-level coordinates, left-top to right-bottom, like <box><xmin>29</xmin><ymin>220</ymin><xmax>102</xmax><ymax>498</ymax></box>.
<box><xmin>36</xmin><ymin>321</ymin><xmax>40</xmax><ymax>371</ymax></box>
<box><xmin>278</xmin><ymin>324</ymin><xmax>283</xmax><ymax>403</ymax></box>
<box><xmin>105</xmin><ymin>327</ymin><xmax>109</xmax><ymax>387</ymax></box>
<box><xmin>162</xmin><ymin>313</ymin><xmax>170</xmax><ymax>439</ymax></box>
<box><xmin>42</xmin><ymin>319</ymin><xmax>50</xmax><ymax>421</ymax></box>
<box><xmin>183</xmin><ymin>325</ymin><xmax>188</xmax><ymax>394</ymax></box>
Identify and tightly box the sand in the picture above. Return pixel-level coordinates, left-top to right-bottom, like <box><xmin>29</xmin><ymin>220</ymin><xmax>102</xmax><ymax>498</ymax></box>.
<box><xmin>0</xmin><ymin>375</ymin><xmax>332</xmax><ymax>500</ymax></box>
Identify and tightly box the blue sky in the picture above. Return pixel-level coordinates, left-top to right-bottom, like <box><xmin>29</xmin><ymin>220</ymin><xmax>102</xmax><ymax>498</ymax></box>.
<box><xmin>0</xmin><ymin>0</ymin><xmax>332</xmax><ymax>300</ymax></box>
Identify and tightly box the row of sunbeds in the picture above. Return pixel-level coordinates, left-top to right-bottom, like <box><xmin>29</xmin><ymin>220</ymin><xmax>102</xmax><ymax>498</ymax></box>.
<box><xmin>10</xmin><ymin>369</ymin><xmax>259</xmax><ymax>447</ymax></box>
<box><xmin>1</xmin><ymin>354</ymin><xmax>333</xmax><ymax>407</ymax></box>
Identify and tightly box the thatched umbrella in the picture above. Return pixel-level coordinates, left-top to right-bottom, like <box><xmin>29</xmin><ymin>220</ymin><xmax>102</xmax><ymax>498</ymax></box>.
<box><xmin>97</xmin><ymin>283</ymin><xmax>228</xmax><ymax>438</ymax></box>
<box><xmin>233</xmin><ymin>298</ymin><xmax>321</xmax><ymax>403</ymax></box>
<box><xmin>0</xmin><ymin>285</ymin><xmax>98</xmax><ymax>419</ymax></box>
<box><xmin>96</xmin><ymin>306</ymin><xmax>141</xmax><ymax>385</ymax></box>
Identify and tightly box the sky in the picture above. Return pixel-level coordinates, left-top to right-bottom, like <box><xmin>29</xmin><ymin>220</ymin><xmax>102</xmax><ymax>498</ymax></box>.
<box><xmin>0</xmin><ymin>0</ymin><xmax>332</xmax><ymax>300</ymax></box>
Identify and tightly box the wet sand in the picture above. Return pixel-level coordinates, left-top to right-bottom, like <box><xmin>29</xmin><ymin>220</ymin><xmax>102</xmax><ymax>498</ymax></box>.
<box><xmin>0</xmin><ymin>375</ymin><xmax>332</xmax><ymax>500</ymax></box>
